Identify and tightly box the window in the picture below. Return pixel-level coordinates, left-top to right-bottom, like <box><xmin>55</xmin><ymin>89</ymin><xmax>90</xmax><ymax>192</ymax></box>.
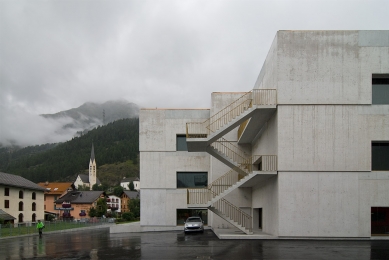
<box><xmin>177</xmin><ymin>172</ymin><xmax>208</xmax><ymax>188</ymax></box>
<box><xmin>176</xmin><ymin>135</ymin><xmax>188</xmax><ymax>151</ymax></box>
<box><xmin>18</xmin><ymin>213</ymin><xmax>23</xmax><ymax>223</ymax></box>
<box><xmin>372</xmin><ymin>74</ymin><xmax>389</xmax><ymax>104</ymax></box>
<box><xmin>372</xmin><ymin>142</ymin><xmax>389</xmax><ymax>170</ymax></box>
<box><xmin>32</xmin><ymin>213</ymin><xmax>36</xmax><ymax>222</ymax></box>
<box><xmin>32</xmin><ymin>202</ymin><xmax>36</xmax><ymax>211</ymax></box>
<box><xmin>19</xmin><ymin>190</ymin><xmax>23</xmax><ymax>199</ymax></box>
<box><xmin>32</xmin><ymin>192</ymin><xmax>36</xmax><ymax>200</ymax></box>
<box><xmin>19</xmin><ymin>201</ymin><xmax>23</xmax><ymax>211</ymax></box>
<box><xmin>4</xmin><ymin>187</ymin><xmax>9</xmax><ymax>196</ymax></box>
<box><xmin>4</xmin><ymin>200</ymin><xmax>9</xmax><ymax>208</ymax></box>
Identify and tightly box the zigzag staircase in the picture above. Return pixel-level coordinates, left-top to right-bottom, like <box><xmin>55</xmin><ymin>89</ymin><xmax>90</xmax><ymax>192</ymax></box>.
<box><xmin>186</xmin><ymin>89</ymin><xmax>277</xmax><ymax>235</ymax></box>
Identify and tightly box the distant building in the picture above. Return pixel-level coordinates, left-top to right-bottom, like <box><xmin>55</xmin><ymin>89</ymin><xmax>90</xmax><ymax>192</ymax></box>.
<box><xmin>55</xmin><ymin>191</ymin><xmax>106</xmax><ymax>219</ymax></box>
<box><xmin>74</xmin><ymin>144</ymin><xmax>101</xmax><ymax>190</ymax></box>
<box><xmin>120</xmin><ymin>191</ymin><xmax>140</xmax><ymax>213</ymax></box>
<box><xmin>120</xmin><ymin>177</ymin><xmax>140</xmax><ymax>191</ymax></box>
<box><xmin>0</xmin><ymin>172</ymin><xmax>45</xmax><ymax>224</ymax></box>
<box><xmin>37</xmin><ymin>182</ymin><xmax>75</xmax><ymax>220</ymax></box>
<box><xmin>107</xmin><ymin>195</ymin><xmax>121</xmax><ymax>213</ymax></box>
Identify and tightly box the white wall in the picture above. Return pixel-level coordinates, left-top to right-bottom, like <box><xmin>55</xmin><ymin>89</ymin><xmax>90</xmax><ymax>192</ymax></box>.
<box><xmin>140</xmin><ymin>109</ymin><xmax>210</xmax><ymax>228</ymax></box>
<box><xmin>0</xmin><ymin>186</ymin><xmax>44</xmax><ymax>223</ymax></box>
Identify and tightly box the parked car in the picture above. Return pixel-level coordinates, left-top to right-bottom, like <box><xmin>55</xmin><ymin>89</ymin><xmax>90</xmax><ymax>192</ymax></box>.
<box><xmin>184</xmin><ymin>216</ymin><xmax>204</xmax><ymax>234</ymax></box>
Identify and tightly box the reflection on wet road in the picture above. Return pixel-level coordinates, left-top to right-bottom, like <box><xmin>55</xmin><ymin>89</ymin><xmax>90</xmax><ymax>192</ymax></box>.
<box><xmin>1</xmin><ymin>228</ymin><xmax>389</xmax><ymax>259</ymax></box>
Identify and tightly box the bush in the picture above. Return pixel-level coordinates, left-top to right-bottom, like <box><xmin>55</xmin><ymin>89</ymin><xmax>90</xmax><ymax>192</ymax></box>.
<box><xmin>121</xmin><ymin>212</ymin><xmax>135</xmax><ymax>221</ymax></box>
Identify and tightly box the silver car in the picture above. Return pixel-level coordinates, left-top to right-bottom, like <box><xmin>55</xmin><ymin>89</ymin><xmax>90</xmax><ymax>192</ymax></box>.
<box><xmin>184</xmin><ymin>216</ymin><xmax>204</xmax><ymax>234</ymax></box>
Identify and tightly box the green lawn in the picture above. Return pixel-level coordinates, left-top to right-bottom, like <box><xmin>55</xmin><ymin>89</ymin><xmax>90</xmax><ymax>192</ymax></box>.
<box><xmin>0</xmin><ymin>221</ymin><xmax>110</xmax><ymax>238</ymax></box>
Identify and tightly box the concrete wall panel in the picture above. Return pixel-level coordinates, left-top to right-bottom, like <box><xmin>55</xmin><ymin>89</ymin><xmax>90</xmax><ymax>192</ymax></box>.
<box><xmin>278</xmin><ymin>105</ymin><xmax>369</xmax><ymax>171</ymax></box>
<box><xmin>278</xmin><ymin>172</ymin><xmax>360</xmax><ymax>237</ymax></box>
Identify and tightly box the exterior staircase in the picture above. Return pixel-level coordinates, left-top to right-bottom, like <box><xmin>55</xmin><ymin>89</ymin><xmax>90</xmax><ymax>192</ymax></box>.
<box><xmin>186</xmin><ymin>89</ymin><xmax>277</xmax><ymax>235</ymax></box>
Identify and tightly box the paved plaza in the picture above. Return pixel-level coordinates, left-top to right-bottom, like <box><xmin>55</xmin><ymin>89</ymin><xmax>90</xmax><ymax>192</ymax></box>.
<box><xmin>1</xmin><ymin>228</ymin><xmax>389</xmax><ymax>259</ymax></box>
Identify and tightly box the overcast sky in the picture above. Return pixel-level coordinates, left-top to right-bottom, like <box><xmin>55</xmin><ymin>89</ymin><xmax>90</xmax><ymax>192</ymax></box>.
<box><xmin>1</xmin><ymin>0</ymin><xmax>388</xmax><ymax>147</ymax></box>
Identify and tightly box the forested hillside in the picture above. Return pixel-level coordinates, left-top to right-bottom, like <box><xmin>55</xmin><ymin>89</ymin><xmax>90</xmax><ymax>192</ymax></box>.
<box><xmin>0</xmin><ymin>118</ymin><xmax>139</xmax><ymax>184</ymax></box>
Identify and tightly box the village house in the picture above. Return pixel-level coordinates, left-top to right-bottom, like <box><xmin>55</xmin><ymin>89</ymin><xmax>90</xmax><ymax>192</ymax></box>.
<box><xmin>0</xmin><ymin>172</ymin><xmax>45</xmax><ymax>224</ymax></box>
<box><xmin>54</xmin><ymin>190</ymin><xmax>106</xmax><ymax>219</ymax></box>
<box><xmin>37</xmin><ymin>182</ymin><xmax>74</xmax><ymax>220</ymax></box>
<box><xmin>120</xmin><ymin>191</ymin><xmax>139</xmax><ymax>213</ymax></box>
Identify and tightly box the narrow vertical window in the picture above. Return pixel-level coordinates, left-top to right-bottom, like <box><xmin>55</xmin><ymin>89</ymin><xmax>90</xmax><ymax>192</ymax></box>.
<box><xmin>4</xmin><ymin>187</ymin><xmax>9</xmax><ymax>196</ymax></box>
<box><xmin>19</xmin><ymin>190</ymin><xmax>23</xmax><ymax>199</ymax></box>
<box><xmin>372</xmin><ymin>141</ymin><xmax>389</xmax><ymax>170</ymax></box>
<box><xmin>372</xmin><ymin>74</ymin><xmax>389</xmax><ymax>104</ymax></box>
<box><xmin>32</xmin><ymin>202</ymin><xmax>36</xmax><ymax>211</ymax></box>
<box><xmin>5</xmin><ymin>200</ymin><xmax>9</xmax><ymax>208</ymax></box>
<box><xmin>19</xmin><ymin>201</ymin><xmax>24</xmax><ymax>211</ymax></box>
<box><xmin>176</xmin><ymin>135</ymin><xmax>188</xmax><ymax>151</ymax></box>
<box><xmin>32</xmin><ymin>192</ymin><xmax>36</xmax><ymax>200</ymax></box>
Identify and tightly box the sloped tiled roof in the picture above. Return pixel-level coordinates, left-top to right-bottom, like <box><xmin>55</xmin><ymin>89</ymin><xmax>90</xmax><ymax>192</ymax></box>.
<box><xmin>123</xmin><ymin>191</ymin><xmax>140</xmax><ymax>199</ymax></box>
<box><xmin>37</xmin><ymin>182</ymin><xmax>74</xmax><ymax>195</ymax></box>
<box><xmin>0</xmin><ymin>172</ymin><xmax>45</xmax><ymax>191</ymax></box>
<box><xmin>121</xmin><ymin>177</ymin><xmax>140</xmax><ymax>183</ymax></box>
<box><xmin>55</xmin><ymin>191</ymin><xmax>105</xmax><ymax>204</ymax></box>
<box><xmin>0</xmin><ymin>209</ymin><xmax>16</xmax><ymax>221</ymax></box>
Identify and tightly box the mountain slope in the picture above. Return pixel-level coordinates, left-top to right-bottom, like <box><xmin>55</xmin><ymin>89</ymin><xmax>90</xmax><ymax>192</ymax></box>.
<box><xmin>0</xmin><ymin>118</ymin><xmax>139</xmax><ymax>184</ymax></box>
<box><xmin>41</xmin><ymin>100</ymin><xmax>140</xmax><ymax>131</ymax></box>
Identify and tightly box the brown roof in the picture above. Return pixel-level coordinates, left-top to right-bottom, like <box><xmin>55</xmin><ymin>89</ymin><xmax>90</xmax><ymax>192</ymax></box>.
<box><xmin>37</xmin><ymin>182</ymin><xmax>74</xmax><ymax>195</ymax></box>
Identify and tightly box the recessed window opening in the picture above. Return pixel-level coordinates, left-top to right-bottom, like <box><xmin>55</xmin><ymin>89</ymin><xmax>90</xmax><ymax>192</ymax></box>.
<box><xmin>372</xmin><ymin>141</ymin><xmax>389</xmax><ymax>171</ymax></box>
<box><xmin>372</xmin><ymin>74</ymin><xmax>389</xmax><ymax>104</ymax></box>
<box><xmin>177</xmin><ymin>172</ymin><xmax>208</xmax><ymax>188</ymax></box>
<box><xmin>176</xmin><ymin>135</ymin><xmax>188</xmax><ymax>151</ymax></box>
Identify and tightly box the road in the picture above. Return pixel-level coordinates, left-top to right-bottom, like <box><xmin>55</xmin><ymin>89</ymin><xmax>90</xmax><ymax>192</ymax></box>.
<box><xmin>1</xmin><ymin>228</ymin><xmax>389</xmax><ymax>259</ymax></box>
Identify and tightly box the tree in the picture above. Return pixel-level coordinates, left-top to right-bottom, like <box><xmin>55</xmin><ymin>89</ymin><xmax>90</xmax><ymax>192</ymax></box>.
<box><xmin>88</xmin><ymin>207</ymin><xmax>97</xmax><ymax>217</ymax></box>
<box><xmin>78</xmin><ymin>185</ymin><xmax>90</xmax><ymax>191</ymax></box>
<box><xmin>113</xmin><ymin>186</ymin><xmax>124</xmax><ymax>197</ymax></box>
<box><xmin>129</xmin><ymin>181</ymin><xmax>135</xmax><ymax>191</ymax></box>
<box><xmin>92</xmin><ymin>183</ymin><xmax>104</xmax><ymax>191</ymax></box>
<box><xmin>95</xmin><ymin>198</ymin><xmax>108</xmax><ymax>217</ymax></box>
<box><xmin>128</xmin><ymin>198</ymin><xmax>140</xmax><ymax>219</ymax></box>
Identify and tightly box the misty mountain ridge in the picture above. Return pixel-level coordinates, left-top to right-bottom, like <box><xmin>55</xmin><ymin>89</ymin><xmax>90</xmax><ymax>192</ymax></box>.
<box><xmin>41</xmin><ymin>100</ymin><xmax>140</xmax><ymax>135</ymax></box>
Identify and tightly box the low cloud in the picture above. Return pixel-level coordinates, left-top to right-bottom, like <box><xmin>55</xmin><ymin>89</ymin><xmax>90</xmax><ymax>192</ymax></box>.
<box><xmin>0</xmin><ymin>105</ymin><xmax>84</xmax><ymax>147</ymax></box>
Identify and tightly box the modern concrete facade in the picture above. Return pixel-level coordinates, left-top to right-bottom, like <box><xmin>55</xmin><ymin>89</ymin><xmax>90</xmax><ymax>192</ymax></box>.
<box><xmin>140</xmin><ymin>30</ymin><xmax>389</xmax><ymax>238</ymax></box>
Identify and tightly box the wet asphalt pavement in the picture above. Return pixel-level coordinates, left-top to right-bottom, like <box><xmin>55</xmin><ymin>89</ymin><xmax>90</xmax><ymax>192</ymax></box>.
<box><xmin>1</xmin><ymin>228</ymin><xmax>389</xmax><ymax>260</ymax></box>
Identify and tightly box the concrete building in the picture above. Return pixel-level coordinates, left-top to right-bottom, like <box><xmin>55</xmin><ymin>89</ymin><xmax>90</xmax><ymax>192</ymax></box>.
<box><xmin>0</xmin><ymin>172</ymin><xmax>45</xmax><ymax>224</ymax></box>
<box><xmin>140</xmin><ymin>30</ymin><xmax>389</xmax><ymax>238</ymax></box>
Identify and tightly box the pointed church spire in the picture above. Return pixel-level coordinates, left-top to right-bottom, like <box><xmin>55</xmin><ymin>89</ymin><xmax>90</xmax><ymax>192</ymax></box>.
<box><xmin>90</xmin><ymin>143</ymin><xmax>95</xmax><ymax>162</ymax></box>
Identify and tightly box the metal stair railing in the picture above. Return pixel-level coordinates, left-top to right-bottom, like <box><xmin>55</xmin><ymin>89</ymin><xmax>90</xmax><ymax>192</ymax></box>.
<box><xmin>187</xmin><ymin>155</ymin><xmax>277</xmax><ymax>204</ymax></box>
<box><xmin>210</xmin><ymin>137</ymin><xmax>249</xmax><ymax>165</ymax></box>
<box><xmin>186</xmin><ymin>89</ymin><xmax>277</xmax><ymax>139</ymax></box>
<box><xmin>212</xmin><ymin>198</ymin><xmax>252</xmax><ymax>233</ymax></box>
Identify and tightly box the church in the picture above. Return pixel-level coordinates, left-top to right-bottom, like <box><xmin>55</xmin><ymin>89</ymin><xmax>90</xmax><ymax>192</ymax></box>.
<box><xmin>74</xmin><ymin>144</ymin><xmax>101</xmax><ymax>190</ymax></box>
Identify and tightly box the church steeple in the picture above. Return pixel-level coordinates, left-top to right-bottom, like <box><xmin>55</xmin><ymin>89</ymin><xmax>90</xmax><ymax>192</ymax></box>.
<box><xmin>89</xmin><ymin>143</ymin><xmax>97</xmax><ymax>190</ymax></box>
<box><xmin>90</xmin><ymin>143</ymin><xmax>95</xmax><ymax>162</ymax></box>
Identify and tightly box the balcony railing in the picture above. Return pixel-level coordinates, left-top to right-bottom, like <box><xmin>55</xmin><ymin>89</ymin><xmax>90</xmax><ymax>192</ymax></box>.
<box><xmin>186</xmin><ymin>89</ymin><xmax>276</xmax><ymax>139</ymax></box>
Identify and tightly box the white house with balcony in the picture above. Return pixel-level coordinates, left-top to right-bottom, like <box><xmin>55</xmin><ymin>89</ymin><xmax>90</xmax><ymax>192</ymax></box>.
<box><xmin>140</xmin><ymin>30</ymin><xmax>389</xmax><ymax>238</ymax></box>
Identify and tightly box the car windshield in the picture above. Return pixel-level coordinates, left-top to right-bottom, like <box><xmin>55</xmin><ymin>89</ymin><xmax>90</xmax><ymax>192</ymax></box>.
<box><xmin>187</xmin><ymin>218</ymin><xmax>201</xmax><ymax>222</ymax></box>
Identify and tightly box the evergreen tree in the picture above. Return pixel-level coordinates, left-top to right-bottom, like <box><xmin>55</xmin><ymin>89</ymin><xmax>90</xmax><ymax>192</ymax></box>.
<box><xmin>129</xmin><ymin>181</ymin><xmax>135</xmax><ymax>191</ymax></box>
